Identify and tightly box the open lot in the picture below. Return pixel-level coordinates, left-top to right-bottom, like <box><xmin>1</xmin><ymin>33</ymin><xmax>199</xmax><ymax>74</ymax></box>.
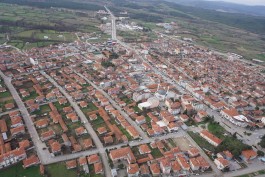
<box><xmin>172</xmin><ymin>136</ymin><xmax>193</xmax><ymax>151</ymax></box>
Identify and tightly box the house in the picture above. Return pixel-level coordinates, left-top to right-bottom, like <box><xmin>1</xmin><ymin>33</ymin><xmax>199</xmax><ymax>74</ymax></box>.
<box><xmin>5</xmin><ymin>103</ymin><xmax>15</xmax><ymax>110</ymax></box>
<box><xmin>58</xmin><ymin>98</ymin><xmax>67</xmax><ymax>105</ymax></box>
<box><xmin>79</xmin><ymin>101</ymin><xmax>88</xmax><ymax>108</ymax></box>
<box><xmin>138</xmin><ymin>144</ymin><xmax>151</xmax><ymax>154</ymax></box>
<box><xmin>0</xmin><ymin>119</ymin><xmax>7</xmax><ymax>133</ymax></box>
<box><xmin>97</xmin><ymin>127</ymin><xmax>107</xmax><ymax>135</ymax></box>
<box><xmin>19</xmin><ymin>139</ymin><xmax>30</xmax><ymax>150</ymax></box>
<box><xmin>200</xmin><ymin>130</ymin><xmax>222</xmax><ymax>147</ymax></box>
<box><xmin>196</xmin><ymin>156</ymin><xmax>210</xmax><ymax>171</ymax></box>
<box><xmin>109</xmin><ymin>147</ymin><xmax>136</xmax><ymax>164</ymax></box>
<box><xmin>0</xmin><ymin>148</ymin><xmax>26</xmax><ymax>169</ymax></box>
<box><xmin>61</xmin><ymin>133</ymin><xmax>71</xmax><ymax>147</ymax></box>
<box><xmin>127</xmin><ymin>126</ymin><xmax>140</xmax><ymax>139</ymax></box>
<box><xmin>167</xmin><ymin>122</ymin><xmax>178</xmax><ymax>132</ymax></box>
<box><xmin>82</xmin><ymin>138</ymin><xmax>93</xmax><ymax>149</ymax></box>
<box><xmin>177</xmin><ymin>154</ymin><xmax>190</xmax><ymax>171</ymax></box>
<box><xmin>87</xmin><ymin>154</ymin><xmax>100</xmax><ymax>164</ymax></box>
<box><xmin>40</xmin><ymin>130</ymin><xmax>55</xmax><ymax>141</ymax></box>
<box><xmin>104</xmin><ymin>136</ymin><xmax>113</xmax><ymax>144</ymax></box>
<box><xmin>94</xmin><ymin>162</ymin><xmax>103</xmax><ymax>174</ymax></box>
<box><xmin>66</xmin><ymin>160</ymin><xmax>77</xmax><ymax>169</ymax></box>
<box><xmin>127</xmin><ymin>163</ymin><xmax>139</xmax><ymax>177</ymax></box>
<box><xmin>187</xmin><ymin>147</ymin><xmax>200</xmax><ymax>158</ymax></box>
<box><xmin>11</xmin><ymin>116</ymin><xmax>23</xmax><ymax>128</ymax></box>
<box><xmin>217</xmin><ymin>150</ymin><xmax>233</xmax><ymax>160</ymax></box>
<box><xmin>140</xmin><ymin>164</ymin><xmax>150</xmax><ymax>176</ymax></box>
<box><xmin>171</xmin><ymin>161</ymin><xmax>181</xmax><ymax>173</ymax></box>
<box><xmin>179</xmin><ymin>114</ymin><xmax>189</xmax><ymax>122</ymax></box>
<box><xmin>23</xmin><ymin>155</ymin><xmax>39</xmax><ymax>168</ymax></box>
<box><xmin>10</xmin><ymin>125</ymin><xmax>25</xmax><ymax>137</ymax></box>
<box><xmin>241</xmin><ymin>149</ymin><xmax>257</xmax><ymax>163</ymax></box>
<box><xmin>78</xmin><ymin>157</ymin><xmax>87</xmax><ymax>166</ymax></box>
<box><xmin>75</xmin><ymin>126</ymin><xmax>87</xmax><ymax>136</ymax></box>
<box><xmin>189</xmin><ymin>158</ymin><xmax>200</xmax><ymax>171</ymax></box>
<box><xmin>135</xmin><ymin>115</ymin><xmax>146</xmax><ymax>125</ymax></box>
<box><xmin>35</xmin><ymin>119</ymin><xmax>49</xmax><ymax>129</ymax></box>
<box><xmin>150</xmin><ymin>163</ymin><xmax>160</xmax><ymax>176</ymax></box>
<box><xmin>89</xmin><ymin>114</ymin><xmax>98</xmax><ymax>121</ymax></box>
<box><xmin>214</xmin><ymin>157</ymin><xmax>229</xmax><ymax>170</ymax></box>
<box><xmin>50</xmin><ymin>141</ymin><xmax>61</xmax><ymax>155</ymax></box>
<box><xmin>160</xmin><ymin>158</ymin><xmax>171</xmax><ymax>174</ymax></box>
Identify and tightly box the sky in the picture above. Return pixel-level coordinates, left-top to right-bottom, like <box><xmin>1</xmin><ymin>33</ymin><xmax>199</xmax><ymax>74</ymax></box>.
<box><xmin>206</xmin><ymin>0</ymin><xmax>265</xmax><ymax>6</ymax></box>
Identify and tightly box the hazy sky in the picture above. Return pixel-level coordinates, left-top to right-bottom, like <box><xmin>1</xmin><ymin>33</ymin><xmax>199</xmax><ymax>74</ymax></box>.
<box><xmin>206</xmin><ymin>0</ymin><xmax>265</xmax><ymax>6</ymax></box>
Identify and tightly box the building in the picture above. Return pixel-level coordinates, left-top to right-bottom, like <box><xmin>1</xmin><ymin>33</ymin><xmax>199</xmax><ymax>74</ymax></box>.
<box><xmin>200</xmin><ymin>130</ymin><xmax>222</xmax><ymax>147</ymax></box>
<box><xmin>109</xmin><ymin>147</ymin><xmax>136</xmax><ymax>164</ymax></box>
<box><xmin>214</xmin><ymin>157</ymin><xmax>229</xmax><ymax>170</ymax></box>
<box><xmin>241</xmin><ymin>149</ymin><xmax>257</xmax><ymax>163</ymax></box>
<box><xmin>0</xmin><ymin>148</ymin><xmax>26</xmax><ymax>169</ymax></box>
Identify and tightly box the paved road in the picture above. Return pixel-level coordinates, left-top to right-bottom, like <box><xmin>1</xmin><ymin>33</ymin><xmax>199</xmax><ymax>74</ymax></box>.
<box><xmin>0</xmin><ymin>71</ymin><xmax>50</xmax><ymax>163</ymax></box>
<box><xmin>41</xmin><ymin>71</ymin><xmax>112</xmax><ymax>177</ymax></box>
<box><xmin>104</xmin><ymin>6</ymin><xmax>116</xmax><ymax>40</ymax></box>
<box><xmin>73</xmin><ymin>70</ymin><xmax>148</xmax><ymax>140</ymax></box>
<box><xmin>0</xmin><ymin>108</ymin><xmax>19</xmax><ymax>117</ymax></box>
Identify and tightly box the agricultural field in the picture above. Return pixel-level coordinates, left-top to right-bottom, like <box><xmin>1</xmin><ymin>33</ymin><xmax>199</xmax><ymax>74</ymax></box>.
<box><xmin>0</xmin><ymin>3</ymin><xmax>103</xmax><ymax>49</ymax></box>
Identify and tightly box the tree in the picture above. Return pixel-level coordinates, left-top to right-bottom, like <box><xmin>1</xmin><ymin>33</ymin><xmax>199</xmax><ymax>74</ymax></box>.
<box><xmin>259</xmin><ymin>135</ymin><xmax>265</xmax><ymax>148</ymax></box>
<box><xmin>257</xmin><ymin>150</ymin><xmax>264</xmax><ymax>157</ymax></box>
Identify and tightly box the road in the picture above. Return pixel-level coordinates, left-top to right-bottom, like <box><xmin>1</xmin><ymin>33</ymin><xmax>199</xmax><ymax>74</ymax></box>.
<box><xmin>104</xmin><ymin>6</ymin><xmax>116</xmax><ymax>40</ymax></box>
<box><xmin>0</xmin><ymin>70</ymin><xmax>51</xmax><ymax>164</ymax></box>
<box><xmin>0</xmin><ymin>108</ymin><xmax>19</xmax><ymax>117</ymax></box>
<box><xmin>73</xmin><ymin>70</ymin><xmax>148</xmax><ymax>140</ymax></box>
<box><xmin>41</xmin><ymin>71</ymin><xmax>112</xmax><ymax>177</ymax></box>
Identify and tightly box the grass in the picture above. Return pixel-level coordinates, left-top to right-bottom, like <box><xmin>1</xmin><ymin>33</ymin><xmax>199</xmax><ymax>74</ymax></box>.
<box><xmin>0</xmin><ymin>162</ymin><xmax>42</xmax><ymax>177</ymax></box>
<box><xmin>46</xmin><ymin>163</ymin><xmax>77</xmax><ymax>177</ymax></box>
<box><xmin>0</xmin><ymin>91</ymin><xmax>12</xmax><ymax>98</ymax></box>
<box><xmin>151</xmin><ymin>148</ymin><xmax>163</xmax><ymax>159</ymax></box>
<box><xmin>81</xmin><ymin>103</ymin><xmax>98</xmax><ymax>114</ymax></box>
<box><xmin>118</xmin><ymin>125</ymin><xmax>133</xmax><ymax>141</ymax></box>
<box><xmin>188</xmin><ymin>131</ymin><xmax>215</xmax><ymax>152</ymax></box>
<box><xmin>207</xmin><ymin>121</ymin><xmax>226</xmax><ymax>139</ymax></box>
<box><xmin>23</xmin><ymin>91</ymin><xmax>38</xmax><ymax>101</ymax></box>
<box><xmin>40</xmin><ymin>104</ymin><xmax>51</xmax><ymax>114</ymax></box>
<box><xmin>236</xmin><ymin>170</ymin><xmax>265</xmax><ymax>177</ymax></box>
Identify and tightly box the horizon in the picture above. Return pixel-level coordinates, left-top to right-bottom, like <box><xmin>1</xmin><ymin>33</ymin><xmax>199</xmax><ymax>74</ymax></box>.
<box><xmin>205</xmin><ymin>0</ymin><xmax>265</xmax><ymax>6</ymax></box>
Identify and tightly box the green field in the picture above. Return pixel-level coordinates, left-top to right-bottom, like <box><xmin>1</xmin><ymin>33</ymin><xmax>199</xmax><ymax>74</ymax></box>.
<box><xmin>46</xmin><ymin>163</ymin><xmax>77</xmax><ymax>177</ymax></box>
<box><xmin>0</xmin><ymin>162</ymin><xmax>42</xmax><ymax>177</ymax></box>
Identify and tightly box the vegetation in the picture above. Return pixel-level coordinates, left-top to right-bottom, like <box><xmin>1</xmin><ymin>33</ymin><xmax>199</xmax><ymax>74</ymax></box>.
<box><xmin>46</xmin><ymin>162</ymin><xmax>77</xmax><ymax>177</ymax></box>
<box><xmin>236</xmin><ymin>170</ymin><xmax>265</xmax><ymax>177</ymax></box>
<box><xmin>188</xmin><ymin>131</ymin><xmax>215</xmax><ymax>152</ymax></box>
<box><xmin>151</xmin><ymin>148</ymin><xmax>163</xmax><ymax>158</ymax></box>
<box><xmin>101</xmin><ymin>61</ymin><xmax>115</xmax><ymax>68</ymax></box>
<box><xmin>259</xmin><ymin>135</ymin><xmax>265</xmax><ymax>148</ymax></box>
<box><xmin>0</xmin><ymin>3</ymin><xmax>101</xmax><ymax>49</ymax></box>
<box><xmin>0</xmin><ymin>162</ymin><xmax>42</xmax><ymax>177</ymax></box>
<box><xmin>215</xmin><ymin>136</ymin><xmax>251</xmax><ymax>158</ymax></box>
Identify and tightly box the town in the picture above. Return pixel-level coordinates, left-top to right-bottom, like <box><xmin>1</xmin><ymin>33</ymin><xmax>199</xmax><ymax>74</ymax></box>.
<box><xmin>0</xmin><ymin>3</ymin><xmax>265</xmax><ymax>177</ymax></box>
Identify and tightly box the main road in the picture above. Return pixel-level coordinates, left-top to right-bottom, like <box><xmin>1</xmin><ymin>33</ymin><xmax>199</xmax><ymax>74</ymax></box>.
<box><xmin>40</xmin><ymin>71</ymin><xmax>112</xmax><ymax>177</ymax></box>
<box><xmin>104</xmin><ymin>6</ymin><xmax>116</xmax><ymax>40</ymax></box>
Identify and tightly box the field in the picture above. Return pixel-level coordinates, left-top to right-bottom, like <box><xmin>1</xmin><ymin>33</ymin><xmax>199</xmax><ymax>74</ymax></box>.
<box><xmin>0</xmin><ymin>162</ymin><xmax>42</xmax><ymax>177</ymax></box>
<box><xmin>0</xmin><ymin>3</ymin><xmax>102</xmax><ymax>49</ymax></box>
<box><xmin>110</xmin><ymin>0</ymin><xmax>265</xmax><ymax>61</ymax></box>
<box><xmin>46</xmin><ymin>163</ymin><xmax>77</xmax><ymax>177</ymax></box>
